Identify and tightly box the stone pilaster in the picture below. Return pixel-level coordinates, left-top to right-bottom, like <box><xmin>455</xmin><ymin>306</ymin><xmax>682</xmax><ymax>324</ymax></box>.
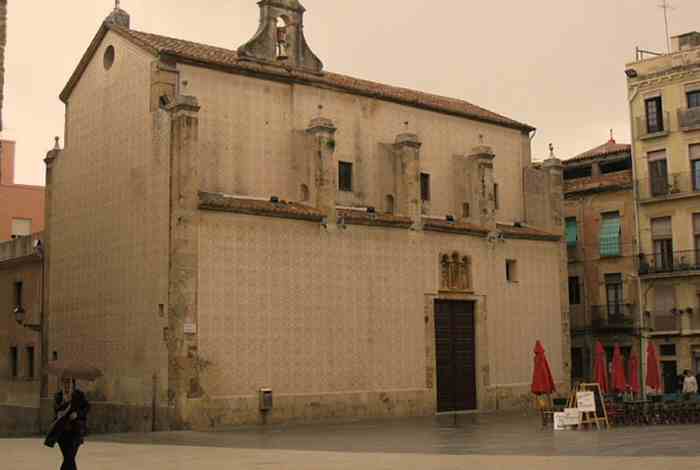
<box><xmin>467</xmin><ymin>145</ymin><xmax>496</xmax><ymax>230</ymax></box>
<box><xmin>395</xmin><ymin>133</ymin><xmax>422</xmax><ymax>229</ymax></box>
<box><xmin>543</xmin><ymin>157</ymin><xmax>564</xmax><ymax>234</ymax></box>
<box><xmin>307</xmin><ymin>117</ymin><xmax>337</xmax><ymax>227</ymax></box>
<box><xmin>167</xmin><ymin>96</ymin><xmax>200</xmax><ymax>429</ymax></box>
<box><xmin>41</xmin><ymin>138</ymin><xmax>62</xmax><ymax>400</ymax></box>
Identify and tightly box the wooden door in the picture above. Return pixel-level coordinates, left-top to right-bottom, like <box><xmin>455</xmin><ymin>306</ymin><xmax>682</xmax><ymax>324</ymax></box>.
<box><xmin>435</xmin><ymin>300</ymin><xmax>476</xmax><ymax>412</ymax></box>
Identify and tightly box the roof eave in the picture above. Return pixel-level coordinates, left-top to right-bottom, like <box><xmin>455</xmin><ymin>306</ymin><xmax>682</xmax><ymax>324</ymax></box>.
<box><xmin>59</xmin><ymin>23</ymin><xmax>159</xmax><ymax>104</ymax></box>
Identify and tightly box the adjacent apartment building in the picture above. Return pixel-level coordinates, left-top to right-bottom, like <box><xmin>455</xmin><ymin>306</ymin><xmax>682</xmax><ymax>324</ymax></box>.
<box><xmin>626</xmin><ymin>31</ymin><xmax>700</xmax><ymax>393</ymax></box>
<box><xmin>0</xmin><ymin>233</ymin><xmax>43</xmax><ymax>436</ymax></box>
<box><xmin>0</xmin><ymin>140</ymin><xmax>45</xmax><ymax>241</ymax></box>
<box><xmin>43</xmin><ymin>2</ymin><xmax>570</xmax><ymax>431</ymax></box>
<box><xmin>563</xmin><ymin>138</ymin><xmax>638</xmax><ymax>383</ymax></box>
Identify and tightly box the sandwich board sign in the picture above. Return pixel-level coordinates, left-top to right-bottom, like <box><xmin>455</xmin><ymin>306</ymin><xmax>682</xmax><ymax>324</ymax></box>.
<box><xmin>576</xmin><ymin>391</ymin><xmax>596</xmax><ymax>413</ymax></box>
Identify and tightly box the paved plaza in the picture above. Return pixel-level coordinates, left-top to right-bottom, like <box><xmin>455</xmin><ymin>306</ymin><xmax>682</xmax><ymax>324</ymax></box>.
<box><xmin>4</xmin><ymin>412</ymin><xmax>700</xmax><ymax>469</ymax></box>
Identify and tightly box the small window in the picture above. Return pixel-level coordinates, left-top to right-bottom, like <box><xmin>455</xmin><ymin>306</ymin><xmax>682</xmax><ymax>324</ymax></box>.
<box><xmin>494</xmin><ymin>183</ymin><xmax>499</xmax><ymax>210</ymax></box>
<box><xmin>688</xmin><ymin>90</ymin><xmax>700</xmax><ymax>109</ymax></box>
<box><xmin>14</xmin><ymin>281</ymin><xmax>23</xmax><ymax>309</ymax></box>
<box><xmin>26</xmin><ymin>346</ymin><xmax>34</xmax><ymax>379</ymax></box>
<box><xmin>300</xmin><ymin>184</ymin><xmax>309</xmax><ymax>202</ymax></box>
<box><xmin>462</xmin><ymin>203</ymin><xmax>470</xmax><ymax>219</ymax></box>
<box><xmin>11</xmin><ymin>218</ymin><xmax>31</xmax><ymax>238</ymax></box>
<box><xmin>645</xmin><ymin>96</ymin><xmax>664</xmax><ymax>134</ymax></box>
<box><xmin>338</xmin><ymin>161</ymin><xmax>353</xmax><ymax>192</ymax></box>
<box><xmin>385</xmin><ymin>195</ymin><xmax>395</xmax><ymax>214</ymax></box>
<box><xmin>420</xmin><ymin>173</ymin><xmax>431</xmax><ymax>202</ymax></box>
<box><xmin>10</xmin><ymin>347</ymin><xmax>18</xmax><ymax>379</ymax></box>
<box><xmin>103</xmin><ymin>45</ymin><xmax>115</xmax><ymax>70</ymax></box>
<box><xmin>568</xmin><ymin>276</ymin><xmax>581</xmax><ymax>305</ymax></box>
<box><xmin>52</xmin><ymin>351</ymin><xmax>58</xmax><ymax>361</ymax></box>
<box><xmin>660</xmin><ymin>344</ymin><xmax>677</xmax><ymax>356</ymax></box>
<box><xmin>506</xmin><ymin>259</ymin><xmax>518</xmax><ymax>282</ymax></box>
<box><xmin>605</xmin><ymin>273</ymin><xmax>624</xmax><ymax>315</ymax></box>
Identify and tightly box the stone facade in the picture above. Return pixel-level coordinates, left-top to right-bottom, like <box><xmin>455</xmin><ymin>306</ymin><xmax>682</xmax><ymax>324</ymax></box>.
<box><xmin>563</xmin><ymin>142</ymin><xmax>639</xmax><ymax>383</ymax></box>
<box><xmin>45</xmin><ymin>3</ymin><xmax>569</xmax><ymax>431</ymax></box>
<box><xmin>627</xmin><ymin>32</ymin><xmax>700</xmax><ymax>392</ymax></box>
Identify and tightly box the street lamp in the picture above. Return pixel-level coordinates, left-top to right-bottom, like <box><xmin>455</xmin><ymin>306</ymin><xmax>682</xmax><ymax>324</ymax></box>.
<box><xmin>13</xmin><ymin>306</ymin><xmax>26</xmax><ymax>325</ymax></box>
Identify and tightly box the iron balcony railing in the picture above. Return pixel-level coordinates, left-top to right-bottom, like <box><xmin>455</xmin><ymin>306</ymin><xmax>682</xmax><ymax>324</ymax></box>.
<box><xmin>636</xmin><ymin>112</ymin><xmax>670</xmax><ymax>139</ymax></box>
<box><xmin>638</xmin><ymin>250</ymin><xmax>700</xmax><ymax>276</ymax></box>
<box><xmin>637</xmin><ymin>172</ymin><xmax>700</xmax><ymax>200</ymax></box>
<box><xmin>591</xmin><ymin>304</ymin><xmax>636</xmax><ymax>332</ymax></box>
<box><xmin>679</xmin><ymin>107</ymin><xmax>700</xmax><ymax>131</ymax></box>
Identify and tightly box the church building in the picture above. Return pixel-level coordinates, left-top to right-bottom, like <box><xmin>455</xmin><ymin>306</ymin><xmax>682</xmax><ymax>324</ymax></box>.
<box><xmin>43</xmin><ymin>1</ymin><xmax>570</xmax><ymax>431</ymax></box>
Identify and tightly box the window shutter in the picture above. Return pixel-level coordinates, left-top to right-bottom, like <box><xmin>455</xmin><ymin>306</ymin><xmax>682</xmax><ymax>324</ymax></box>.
<box><xmin>566</xmin><ymin>219</ymin><xmax>578</xmax><ymax>247</ymax></box>
<box><xmin>647</xmin><ymin>150</ymin><xmax>667</xmax><ymax>162</ymax></box>
<box><xmin>651</xmin><ymin>217</ymin><xmax>672</xmax><ymax>238</ymax></box>
<box><xmin>690</xmin><ymin>144</ymin><xmax>700</xmax><ymax>160</ymax></box>
<box><xmin>694</xmin><ymin>214</ymin><xmax>700</xmax><ymax>234</ymax></box>
<box><xmin>600</xmin><ymin>213</ymin><xmax>621</xmax><ymax>257</ymax></box>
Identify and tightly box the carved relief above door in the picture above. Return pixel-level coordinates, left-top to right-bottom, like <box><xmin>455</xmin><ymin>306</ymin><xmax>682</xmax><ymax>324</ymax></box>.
<box><xmin>439</xmin><ymin>252</ymin><xmax>472</xmax><ymax>292</ymax></box>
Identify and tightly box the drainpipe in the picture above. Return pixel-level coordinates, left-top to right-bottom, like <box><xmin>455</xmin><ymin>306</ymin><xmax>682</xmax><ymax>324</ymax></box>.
<box><xmin>628</xmin><ymin>84</ymin><xmax>647</xmax><ymax>398</ymax></box>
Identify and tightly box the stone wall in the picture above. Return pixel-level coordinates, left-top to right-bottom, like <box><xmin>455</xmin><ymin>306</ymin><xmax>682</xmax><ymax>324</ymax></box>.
<box><xmin>190</xmin><ymin>211</ymin><xmax>566</xmax><ymax>428</ymax></box>
<box><xmin>179</xmin><ymin>64</ymin><xmax>531</xmax><ymax>226</ymax></box>
<box><xmin>48</xmin><ymin>31</ymin><xmax>170</xmax><ymax>409</ymax></box>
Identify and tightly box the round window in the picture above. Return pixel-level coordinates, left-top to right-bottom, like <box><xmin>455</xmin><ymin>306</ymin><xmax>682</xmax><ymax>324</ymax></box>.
<box><xmin>104</xmin><ymin>45</ymin><xmax>115</xmax><ymax>70</ymax></box>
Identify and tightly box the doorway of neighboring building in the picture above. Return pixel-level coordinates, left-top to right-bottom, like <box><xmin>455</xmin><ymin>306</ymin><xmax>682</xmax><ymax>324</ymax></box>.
<box><xmin>662</xmin><ymin>360</ymin><xmax>678</xmax><ymax>394</ymax></box>
<box><xmin>435</xmin><ymin>300</ymin><xmax>477</xmax><ymax>413</ymax></box>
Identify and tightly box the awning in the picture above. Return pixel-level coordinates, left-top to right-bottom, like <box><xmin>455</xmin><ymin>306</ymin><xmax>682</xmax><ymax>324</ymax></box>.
<box><xmin>566</xmin><ymin>219</ymin><xmax>578</xmax><ymax>247</ymax></box>
<box><xmin>600</xmin><ymin>214</ymin><xmax>621</xmax><ymax>257</ymax></box>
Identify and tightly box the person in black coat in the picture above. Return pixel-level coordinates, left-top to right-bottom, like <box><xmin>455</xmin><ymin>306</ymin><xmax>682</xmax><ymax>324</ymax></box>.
<box><xmin>45</xmin><ymin>376</ymin><xmax>90</xmax><ymax>470</ymax></box>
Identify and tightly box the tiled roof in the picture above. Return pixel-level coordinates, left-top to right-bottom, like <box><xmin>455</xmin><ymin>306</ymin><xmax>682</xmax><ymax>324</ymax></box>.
<box><xmin>423</xmin><ymin>219</ymin><xmax>489</xmax><ymax>237</ymax></box>
<box><xmin>198</xmin><ymin>193</ymin><xmax>560</xmax><ymax>241</ymax></box>
<box><xmin>198</xmin><ymin>192</ymin><xmax>324</xmax><ymax>222</ymax></box>
<box><xmin>496</xmin><ymin>223</ymin><xmax>561</xmax><ymax>241</ymax></box>
<box><xmin>61</xmin><ymin>23</ymin><xmax>535</xmax><ymax>132</ymax></box>
<box><xmin>338</xmin><ymin>209</ymin><xmax>412</xmax><ymax>229</ymax></box>
<box><xmin>566</xmin><ymin>140</ymin><xmax>631</xmax><ymax>164</ymax></box>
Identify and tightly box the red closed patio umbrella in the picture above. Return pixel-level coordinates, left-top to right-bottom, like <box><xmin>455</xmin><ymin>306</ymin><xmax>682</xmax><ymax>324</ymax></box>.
<box><xmin>628</xmin><ymin>352</ymin><xmax>641</xmax><ymax>394</ymax></box>
<box><xmin>594</xmin><ymin>341</ymin><xmax>609</xmax><ymax>393</ymax></box>
<box><xmin>646</xmin><ymin>342</ymin><xmax>662</xmax><ymax>393</ymax></box>
<box><xmin>611</xmin><ymin>343</ymin><xmax>627</xmax><ymax>393</ymax></box>
<box><xmin>531</xmin><ymin>340</ymin><xmax>556</xmax><ymax>395</ymax></box>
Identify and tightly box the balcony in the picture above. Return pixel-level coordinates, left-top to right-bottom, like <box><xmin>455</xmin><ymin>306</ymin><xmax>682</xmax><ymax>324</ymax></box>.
<box><xmin>636</xmin><ymin>112</ymin><xmax>670</xmax><ymax>140</ymax></box>
<box><xmin>678</xmin><ymin>107</ymin><xmax>700</xmax><ymax>132</ymax></box>
<box><xmin>648</xmin><ymin>311</ymin><xmax>681</xmax><ymax>333</ymax></box>
<box><xmin>638</xmin><ymin>250</ymin><xmax>700</xmax><ymax>278</ymax></box>
<box><xmin>591</xmin><ymin>304</ymin><xmax>636</xmax><ymax>333</ymax></box>
<box><xmin>637</xmin><ymin>172</ymin><xmax>700</xmax><ymax>202</ymax></box>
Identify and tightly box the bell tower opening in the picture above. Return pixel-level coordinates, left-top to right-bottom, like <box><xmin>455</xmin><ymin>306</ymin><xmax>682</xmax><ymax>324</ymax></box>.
<box><xmin>276</xmin><ymin>17</ymin><xmax>289</xmax><ymax>60</ymax></box>
<box><xmin>237</xmin><ymin>0</ymin><xmax>323</xmax><ymax>73</ymax></box>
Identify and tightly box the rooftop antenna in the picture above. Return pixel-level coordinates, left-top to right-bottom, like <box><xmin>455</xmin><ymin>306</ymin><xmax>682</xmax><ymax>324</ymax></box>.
<box><xmin>659</xmin><ymin>0</ymin><xmax>675</xmax><ymax>53</ymax></box>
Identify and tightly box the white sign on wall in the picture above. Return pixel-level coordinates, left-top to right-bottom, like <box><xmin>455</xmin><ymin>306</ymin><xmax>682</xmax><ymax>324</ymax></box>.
<box><xmin>576</xmin><ymin>392</ymin><xmax>596</xmax><ymax>413</ymax></box>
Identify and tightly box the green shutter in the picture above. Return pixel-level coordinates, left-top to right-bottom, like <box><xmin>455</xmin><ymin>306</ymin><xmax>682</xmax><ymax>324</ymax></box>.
<box><xmin>600</xmin><ymin>215</ymin><xmax>621</xmax><ymax>257</ymax></box>
<box><xmin>566</xmin><ymin>219</ymin><xmax>578</xmax><ymax>247</ymax></box>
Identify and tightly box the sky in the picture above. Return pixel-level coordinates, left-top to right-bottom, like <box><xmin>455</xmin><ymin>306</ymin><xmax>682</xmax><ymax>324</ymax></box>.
<box><xmin>3</xmin><ymin>0</ymin><xmax>700</xmax><ymax>186</ymax></box>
